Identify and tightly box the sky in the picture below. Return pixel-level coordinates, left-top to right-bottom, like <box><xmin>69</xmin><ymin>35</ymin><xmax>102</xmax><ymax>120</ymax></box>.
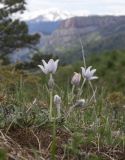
<box><xmin>18</xmin><ymin>0</ymin><xmax>125</xmax><ymax>19</ymax></box>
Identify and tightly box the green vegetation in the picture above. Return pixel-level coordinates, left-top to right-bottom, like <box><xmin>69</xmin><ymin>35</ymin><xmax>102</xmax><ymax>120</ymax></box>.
<box><xmin>0</xmin><ymin>149</ymin><xmax>6</xmax><ymax>160</ymax></box>
<box><xmin>57</xmin><ymin>50</ymin><xmax>125</xmax><ymax>92</ymax></box>
<box><xmin>0</xmin><ymin>50</ymin><xmax>125</xmax><ymax>159</ymax></box>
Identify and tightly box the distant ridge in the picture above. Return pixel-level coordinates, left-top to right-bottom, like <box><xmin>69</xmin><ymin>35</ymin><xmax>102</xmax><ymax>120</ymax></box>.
<box><xmin>11</xmin><ymin>15</ymin><xmax>125</xmax><ymax>62</ymax></box>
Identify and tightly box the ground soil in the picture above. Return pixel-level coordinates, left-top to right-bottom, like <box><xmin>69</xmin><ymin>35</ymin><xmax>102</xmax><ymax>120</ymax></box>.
<box><xmin>3</xmin><ymin>127</ymin><xmax>125</xmax><ymax>160</ymax></box>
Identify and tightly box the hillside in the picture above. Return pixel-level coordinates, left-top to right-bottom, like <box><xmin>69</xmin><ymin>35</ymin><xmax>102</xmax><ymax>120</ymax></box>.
<box><xmin>38</xmin><ymin>16</ymin><xmax>125</xmax><ymax>54</ymax></box>
<box><xmin>27</xmin><ymin>21</ymin><xmax>61</xmax><ymax>35</ymax></box>
<box><xmin>8</xmin><ymin>15</ymin><xmax>125</xmax><ymax>63</ymax></box>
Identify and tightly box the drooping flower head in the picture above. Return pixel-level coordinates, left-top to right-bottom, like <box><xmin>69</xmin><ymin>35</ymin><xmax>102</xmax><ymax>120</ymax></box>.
<box><xmin>54</xmin><ymin>95</ymin><xmax>62</xmax><ymax>118</ymax></box>
<box><xmin>71</xmin><ymin>72</ymin><xmax>81</xmax><ymax>86</ymax></box>
<box><xmin>54</xmin><ymin>95</ymin><xmax>61</xmax><ymax>105</ymax></box>
<box><xmin>81</xmin><ymin>66</ymin><xmax>98</xmax><ymax>81</ymax></box>
<box><xmin>74</xmin><ymin>99</ymin><xmax>86</xmax><ymax>107</ymax></box>
<box><xmin>38</xmin><ymin>59</ymin><xmax>59</xmax><ymax>74</ymax></box>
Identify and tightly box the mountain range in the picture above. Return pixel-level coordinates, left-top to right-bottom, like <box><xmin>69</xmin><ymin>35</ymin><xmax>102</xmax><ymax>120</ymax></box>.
<box><xmin>11</xmin><ymin>10</ymin><xmax>125</xmax><ymax>63</ymax></box>
<box><xmin>26</xmin><ymin>9</ymin><xmax>76</xmax><ymax>34</ymax></box>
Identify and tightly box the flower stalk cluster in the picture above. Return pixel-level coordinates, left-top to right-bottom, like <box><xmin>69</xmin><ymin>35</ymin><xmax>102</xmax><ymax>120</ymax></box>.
<box><xmin>38</xmin><ymin>58</ymin><xmax>98</xmax><ymax>120</ymax></box>
<box><xmin>38</xmin><ymin>57</ymin><xmax>98</xmax><ymax>159</ymax></box>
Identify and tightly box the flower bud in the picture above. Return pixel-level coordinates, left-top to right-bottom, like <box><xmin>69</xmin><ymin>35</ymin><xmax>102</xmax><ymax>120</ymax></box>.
<box><xmin>54</xmin><ymin>95</ymin><xmax>61</xmax><ymax>105</ymax></box>
<box><xmin>74</xmin><ymin>99</ymin><xmax>86</xmax><ymax>107</ymax></box>
<box><xmin>54</xmin><ymin>95</ymin><xmax>62</xmax><ymax>118</ymax></box>
<box><xmin>71</xmin><ymin>72</ymin><xmax>81</xmax><ymax>86</ymax></box>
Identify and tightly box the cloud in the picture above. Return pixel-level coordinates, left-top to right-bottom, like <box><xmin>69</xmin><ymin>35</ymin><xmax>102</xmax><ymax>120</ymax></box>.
<box><xmin>24</xmin><ymin>0</ymin><xmax>125</xmax><ymax>16</ymax></box>
<box><xmin>105</xmin><ymin>5</ymin><xmax>125</xmax><ymax>15</ymax></box>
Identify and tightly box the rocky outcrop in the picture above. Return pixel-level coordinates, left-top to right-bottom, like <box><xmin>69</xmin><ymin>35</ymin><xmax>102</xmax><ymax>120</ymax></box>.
<box><xmin>39</xmin><ymin>16</ymin><xmax>125</xmax><ymax>53</ymax></box>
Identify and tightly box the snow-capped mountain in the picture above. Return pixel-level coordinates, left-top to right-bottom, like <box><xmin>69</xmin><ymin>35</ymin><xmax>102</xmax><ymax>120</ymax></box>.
<box><xmin>34</xmin><ymin>10</ymin><xmax>73</xmax><ymax>22</ymax></box>
<box><xmin>22</xmin><ymin>9</ymin><xmax>74</xmax><ymax>22</ymax></box>
<box><xmin>26</xmin><ymin>9</ymin><xmax>74</xmax><ymax>35</ymax></box>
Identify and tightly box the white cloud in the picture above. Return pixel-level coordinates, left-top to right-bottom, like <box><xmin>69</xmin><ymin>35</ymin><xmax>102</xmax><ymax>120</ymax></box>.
<box><xmin>20</xmin><ymin>8</ymin><xmax>91</xmax><ymax>20</ymax></box>
<box><xmin>23</xmin><ymin>0</ymin><xmax>125</xmax><ymax>17</ymax></box>
<box><xmin>105</xmin><ymin>5</ymin><xmax>125</xmax><ymax>15</ymax></box>
<box><xmin>100</xmin><ymin>0</ymin><xmax>125</xmax><ymax>3</ymax></box>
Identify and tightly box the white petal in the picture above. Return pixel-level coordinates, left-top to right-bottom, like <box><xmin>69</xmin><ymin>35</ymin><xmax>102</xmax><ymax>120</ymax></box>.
<box><xmin>90</xmin><ymin>76</ymin><xmax>98</xmax><ymax>80</ymax></box>
<box><xmin>53</xmin><ymin>59</ymin><xmax>59</xmax><ymax>73</ymax></box>
<box><xmin>81</xmin><ymin>67</ymin><xmax>86</xmax><ymax>76</ymax></box>
<box><xmin>90</xmin><ymin>69</ymin><xmax>96</xmax><ymax>76</ymax></box>
<box><xmin>38</xmin><ymin>65</ymin><xmax>48</xmax><ymax>74</ymax></box>
<box><xmin>48</xmin><ymin>59</ymin><xmax>55</xmax><ymax>73</ymax></box>
<box><xmin>42</xmin><ymin>59</ymin><xmax>48</xmax><ymax>72</ymax></box>
<box><xmin>86</xmin><ymin>66</ymin><xmax>92</xmax><ymax>75</ymax></box>
<box><xmin>85</xmin><ymin>66</ymin><xmax>92</xmax><ymax>79</ymax></box>
<box><xmin>42</xmin><ymin>60</ymin><xmax>48</xmax><ymax>68</ymax></box>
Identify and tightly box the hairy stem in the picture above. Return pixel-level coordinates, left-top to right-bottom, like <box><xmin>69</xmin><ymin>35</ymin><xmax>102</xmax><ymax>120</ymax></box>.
<box><xmin>51</xmin><ymin>107</ymin><xmax>57</xmax><ymax>160</ymax></box>
<box><xmin>49</xmin><ymin>89</ymin><xmax>53</xmax><ymax>121</ymax></box>
<box><xmin>78</xmin><ymin>79</ymin><xmax>86</xmax><ymax>97</ymax></box>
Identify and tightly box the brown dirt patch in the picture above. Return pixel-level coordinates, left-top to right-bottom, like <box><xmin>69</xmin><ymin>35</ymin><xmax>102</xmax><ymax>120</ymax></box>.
<box><xmin>0</xmin><ymin>127</ymin><xmax>124</xmax><ymax>160</ymax></box>
<box><xmin>8</xmin><ymin>127</ymin><xmax>70</xmax><ymax>159</ymax></box>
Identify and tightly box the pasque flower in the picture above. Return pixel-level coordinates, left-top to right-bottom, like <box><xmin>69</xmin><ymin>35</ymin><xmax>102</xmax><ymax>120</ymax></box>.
<box><xmin>38</xmin><ymin>59</ymin><xmax>59</xmax><ymax>74</ymax></box>
<box><xmin>38</xmin><ymin>59</ymin><xmax>59</xmax><ymax>121</ymax></box>
<box><xmin>54</xmin><ymin>95</ymin><xmax>61</xmax><ymax>105</ymax></box>
<box><xmin>74</xmin><ymin>99</ymin><xmax>86</xmax><ymax>107</ymax></box>
<box><xmin>54</xmin><ymin>95</ymin><xmax>62</xmax><ymax>118</ymax></box>
<box><xmin>81</xmin><ymin>66</ymin><xmax>98</xmax><ymax>80</ymax></box>
<box><xmin>67</xmin><ymin>99</ymin><xmax>86</xmax><ymax>117</ymax></box>
<box><xmin>71</xmin><ymin>72</ymin><xmax>81</xmax><ymax>86</ymax></box>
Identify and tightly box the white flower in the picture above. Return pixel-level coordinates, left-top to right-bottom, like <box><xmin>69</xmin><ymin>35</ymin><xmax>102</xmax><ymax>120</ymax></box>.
<box><xmin>74</xmin><ymin>99</ymin><xmax>86</xmax><ymax>107</ymax></box>
<box><xmin>54</xmin><ymin>95</ymin><xmax>61</xmax><ymax>105</ymax></box>
<box><xmin>38</xmin><ymin>59</ymin><xmax>59</xmax><ymax>74</ymax></box>
<box><xmin>81</xmin><ymin>66</ymin><xmax>98</xmax><ymax>80</ymax></box>
<box><xmin>71</xmin><ymin>72</ymin><xmax>81</xmax><ymax>86</ymax></box>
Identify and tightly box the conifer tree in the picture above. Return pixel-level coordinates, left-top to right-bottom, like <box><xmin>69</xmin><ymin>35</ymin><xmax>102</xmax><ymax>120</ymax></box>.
<box><xmin>0</xmin><ymin>0</ymin><xmax>40</xmax><ymax>60</ymax></box>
